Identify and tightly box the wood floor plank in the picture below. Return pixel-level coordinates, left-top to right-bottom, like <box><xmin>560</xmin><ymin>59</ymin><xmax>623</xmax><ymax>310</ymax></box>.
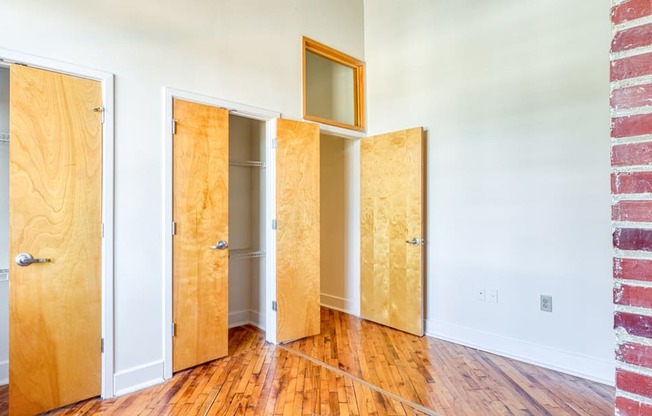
<box><xmin>0</xmin><ymin>308</ymin><xmax>613</xmax><ymax>416</ymax></box>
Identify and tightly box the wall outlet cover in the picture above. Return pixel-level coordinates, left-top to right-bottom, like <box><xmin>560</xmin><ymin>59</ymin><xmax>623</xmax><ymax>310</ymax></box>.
<box><xmin>540</xmin><ymin>295</ymin><xmax>552</xmax><ymax>312</ymax></box>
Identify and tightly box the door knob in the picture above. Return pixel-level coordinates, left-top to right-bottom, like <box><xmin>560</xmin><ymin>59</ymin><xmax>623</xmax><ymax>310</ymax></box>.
<box><xmin>210</xmin><ymin>240</ymin><xmax>228</xmax><ymax>250</ymax></box>
<box><xmin>405</xmin><ymin>238</ymin><xmax>423</xmax><ymax>246</ymax></box>
<box><xmin>15</xmin><ymin>253</ymin><xmax>51</xmax><ymax>267</ymax></box>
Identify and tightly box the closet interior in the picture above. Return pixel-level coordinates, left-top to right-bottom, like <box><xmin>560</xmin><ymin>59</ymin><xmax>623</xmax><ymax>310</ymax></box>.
<box><xmin>0</xmin><ymin>66</ymin><xmax>9</xmax><ymax>385</ymax></box>
<box><xmin>319</xmin><ymin>133</ymin><xmax>352</xmax><ymax>312</ymax></box>
<box><xmin>228</xmin><ymin>115</ymin><xmax>267</xmax><ymax>331</ymax></box>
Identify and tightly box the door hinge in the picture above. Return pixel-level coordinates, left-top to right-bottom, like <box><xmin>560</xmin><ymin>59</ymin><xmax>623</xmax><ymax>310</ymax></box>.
<box><xmin>172</xmin><ymin>221</ymin><xmax>177</xmax><ymax>235</ymax></box>
<box><xmin>101</xmin><ymin>338</ymin><xmax>104</xmax><ymax>353</ymax></box>
<box><xmin>101</xmin><ymin>223</ymin><xmax>105</xmax><ymax>238</ymax></box>
<box><xmin>272</xmin><ymin>219</ymin><xmax>277</xmax><ymax>230</ymax></box>
<box><xmin>272</xmin><ymin>301</ymin><xmax>277</xmax><ymax>312</ymax></box>
<box><xmin>172</xmin><ymin>119</ymin><xmax>177</xmax><ymax>135</ymax></box>
<box><xmin>93</xmin><ymin>106</ymin><xmax>106</xmax><ymax>124</ymax></box>
<box><xmin>172</xmin><ymin>323</ymin><xmax>176</xmax><ymax>336</ymax></box>
<box><xmin>272</xmin><ymin>138</ymin><xmax>278</xmax><ymax>149</ymax></box>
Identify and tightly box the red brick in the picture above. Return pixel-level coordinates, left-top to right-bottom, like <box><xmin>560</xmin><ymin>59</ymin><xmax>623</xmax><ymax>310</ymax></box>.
<box><xmin>616</xmin><ymin>284</ymin><xmax>652</xmax><ymax>308</ymax></box>
<box><xmin>612</xmin><ymin>53</ymin><xmax>652</xmax><ymax>82</ymax></box>
<box><xmin>617</xmin><ymin>395</ymin><xmax>652</xmax><ymax>416</ymax></box>
<box><xmin>614</xmin><ymin>228</ymin><xmax>652</xmax><ymax>251</ymax></box>
<box><xmin>613</xmin><ymin>172</ymin><xmax>652</xmax><ymax>193</ymax></box>
<box><xmin>618</xmin><ymin>342</ymin><xmax>652</xmax><ymax>368</ymax></box>
<box><xmin>612</xmin><ymin>84</ymin><xmax>652</xmax><ymax>110</ymax></box>
<box><xmin>618</xmin><ymin>369</ymin><xmax>652</xmax><ymax>397</ymax></box>
<box><xmin>612</xmin><ymin>142</ymin><xmax>652</xmax><ymax>166</ymax></box>
<box><xmin>613</xmin><ymin>0</ymin><xmax>652</xmax><ymax>25</ymax></box>
<box><xmin>613</xmin><ymin>113</ymin><xmax>652</xmax><ymax>138</ymax></box>
<box><xmin>613</xmin><ymin>200</ymin><xmax>652</xmax><ymax>221</ymax></box>
<box><xmin>615</xmin><ymin>312</ymin><xmax>652</xmax><ymax>338</ymax></box>
<box><xmin>613</xmin><ymin>24</ymin><xmax>652</xmax><ymax>53</ymax></box>
<box><xmin>615</xmin><ymin>258</ymin><xmax>652</xmax><ymax>281</ymax></box>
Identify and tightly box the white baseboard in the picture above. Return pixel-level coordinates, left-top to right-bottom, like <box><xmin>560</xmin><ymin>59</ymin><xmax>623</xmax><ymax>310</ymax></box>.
<box><xmin>250</xmin><ymin>310</ymin><xmax>265</xmax><ymax>330</ymax></box>
<box><xmin>229</xmin><ymin>309</ymin><xmax>265</xmax><ymax>330</ymax></box>
<box><xmin>320</xmin><ymin>293</ymin><xmax>354</xmax><ymax>314</ymax></box>
<box><xmin>229</xmin><ymin>310</ymin><xmax>251</xmax><ymax>328</ymax></box>
<box><xmin>426</xmin><ymin>319</ymin><xmax>615</xmax><ymax>386</ymax></box>
<box><xmin>113</xmin><ymin>360</ymin><xmax>164</xmax><ymax>396</ymax></box>
<box><xmin>0</xmin><ymin>360</ymin><xmax>7</xmax><ymax>385</ymax></box>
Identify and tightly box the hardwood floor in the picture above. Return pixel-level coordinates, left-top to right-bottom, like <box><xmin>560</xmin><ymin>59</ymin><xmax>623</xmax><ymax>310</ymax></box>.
<box><xmin>0</xmin><ymin>308</ymin><xmax>614</xmax><ymax>415</ymax></box>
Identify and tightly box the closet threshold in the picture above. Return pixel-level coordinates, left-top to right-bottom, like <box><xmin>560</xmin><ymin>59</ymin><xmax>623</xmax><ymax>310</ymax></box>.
<box><xmin>229</xmin><ymin>249</ymin><xmax>266</xmax><ymax>259</ymax></box>
<box><xmin>229</xmin><ymin>160</ymin><xmax>265</xmax><ymax>168</ymax></box>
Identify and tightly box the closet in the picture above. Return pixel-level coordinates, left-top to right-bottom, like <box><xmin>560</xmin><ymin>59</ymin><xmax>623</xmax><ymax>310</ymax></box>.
<box><xmin>228</xmin><ymin>115</ymin><xmax>267</xmax><ymax>330</ymax></box>
<box><xmin>0</xmin><ymin>66</ymin><xmax>8</xmax><ymax>387</ymax></box>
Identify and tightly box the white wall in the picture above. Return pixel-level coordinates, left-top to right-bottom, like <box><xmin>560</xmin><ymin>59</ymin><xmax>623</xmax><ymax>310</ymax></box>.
<box><xmin>0</xmin><ymin>67</ymin><xmax>8</xmax><ymax>385</ymax></box>
<box><xmin>0</xmin><ymin>0</ymin><xmax>364</xmax><ymax>393</ymax></box>
<box><xmin>364</xmin><ymin>0</ymin><xmax>614</xmax><ymax>384</ymax></box>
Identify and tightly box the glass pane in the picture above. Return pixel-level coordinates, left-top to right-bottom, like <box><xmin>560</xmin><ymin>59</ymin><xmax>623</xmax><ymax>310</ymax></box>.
<box><xmin>305</xmin><ymin>51</ymin><xmax>355</xmax><ymax>126</ymax></box>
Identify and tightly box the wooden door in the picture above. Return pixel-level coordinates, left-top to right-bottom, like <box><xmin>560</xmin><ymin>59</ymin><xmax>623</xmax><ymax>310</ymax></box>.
<box><xmin>275</xmin><ymin>119</ymin><xmax>320</xmax><ymax>343</ymax></box>
<box><xmin>172</xmin><ymin>99</ymin><xmax>229</xmax><ymax>372</ymax></box>
<box><xmin>360</xmin><ymin>127</ymin><xmax>425</xmax><ymax>336</ymax></box>
<box><xmin>9</xmin><ymin>65</ymin><xmax>103</xmax><ymax>415</ymax></box>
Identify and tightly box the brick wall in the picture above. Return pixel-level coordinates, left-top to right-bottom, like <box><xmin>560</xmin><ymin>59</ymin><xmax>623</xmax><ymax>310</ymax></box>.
<box><xmin>612</xmin><ymin>1</ymin><xmax>652</xmax><ymax>415</ymax></box>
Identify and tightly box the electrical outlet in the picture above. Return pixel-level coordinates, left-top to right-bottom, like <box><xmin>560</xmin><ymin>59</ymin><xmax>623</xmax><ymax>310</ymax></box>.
<box><xmin>477</xmin><ymin>287</ymin><xmax>486</xmax><ymax>301</ymax></box>
<box><xmin>487</xmin><ymin>288</ymin><xmax>498</xmax><ymax>303</ymax></box>
<box><xmin>540</xmin><ymin>295</ymin><xmax>552</xmax><ymax>312</ymax></box>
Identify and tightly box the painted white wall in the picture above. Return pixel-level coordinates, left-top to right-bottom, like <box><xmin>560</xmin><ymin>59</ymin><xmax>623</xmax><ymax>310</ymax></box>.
<box><xmin>363</xmin><ymin>0</ymin><xmax>614</xmax><ymax>384</ymax></box>
<box><xmin>0</xmin><ymin>0</ymin><xmax>364</xmax><ymax>392</ymax></box>
<box><xmin>0</xmin><ymin>67</ymin><xmax>8</xmax><ymax>385</ymax></box>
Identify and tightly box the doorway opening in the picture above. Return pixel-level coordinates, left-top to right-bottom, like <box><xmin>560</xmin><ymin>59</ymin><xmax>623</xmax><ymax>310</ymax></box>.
<box><xmin>228</xmin><ymin>115</ymin><xmax>267</xmax><ymax>331</ymax></box>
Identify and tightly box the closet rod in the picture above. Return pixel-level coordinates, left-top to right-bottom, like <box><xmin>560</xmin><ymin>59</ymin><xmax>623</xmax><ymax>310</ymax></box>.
<box><xmin>229</xmin><ymin>249</ymin><xmax>266</xmax><ymax>259</ymax></box>
<box><xmin>229</xmin><ymin>160</ymin><xmax>265</xmax><ymax>168</ymax></box>
<box><xmin>0</xmin><ymin>132</ymin><xmax>9</xmax><ymax>143</ymax></box>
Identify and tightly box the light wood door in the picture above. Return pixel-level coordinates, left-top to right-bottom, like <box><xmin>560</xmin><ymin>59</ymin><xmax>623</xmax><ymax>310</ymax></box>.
<box><xmin>172</xmin><ymin>99</ymin><xmax>229</xmax><ymax>372</ymax></box>
<box><xmin>9</xmin><ymin>65</ymin><xmax>103</xmax><ymax>415</ymax></box>
<box><xmin>360</xmin><ymin>127</ymin><xmax>425</xmax><ymax>336</ymax></box>
<box><xmin>275</xmin><ymin>119</ymin><xmax>320</xmax><ymax>343</ymax></box>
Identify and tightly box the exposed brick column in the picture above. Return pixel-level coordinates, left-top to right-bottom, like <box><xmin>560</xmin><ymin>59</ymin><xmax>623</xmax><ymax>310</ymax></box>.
<box><xmin>612</xmin><ymin>1</ymin><xmax>652</xmax><ymax>415</ymax></box>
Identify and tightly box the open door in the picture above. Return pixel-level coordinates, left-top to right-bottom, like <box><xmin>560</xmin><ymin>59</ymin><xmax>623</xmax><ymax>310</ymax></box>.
<box><xmin>172</xmin><ymin>99</ymin><xmax>229</xmax><ymax>372</ymax></box>
<box><xmin>275</xmin><ymin>119</ymin><xmax>321</xmax><ymax>343</ymax></box>
<box><xmin>9</xmin><ymin>65</ymin><xmax>103</xmax><ymax>414</ymax></box>
<box><xmin>360</xmin><ymin>127</ymin><xmax>425</xmax><ymax>336</ymax></box>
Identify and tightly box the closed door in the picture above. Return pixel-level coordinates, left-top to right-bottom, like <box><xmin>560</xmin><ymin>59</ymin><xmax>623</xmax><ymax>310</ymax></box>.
<box><xmin>172</xmin><ymin>99</ymin><xmax>229</xmax><ymax>372</ymax></box>
<box><xmin>9</xmin><ymin>65</ymin><xmax>103</xmax><ymax>414</ymax></box>
<box><xmin>275</xmin><ymin>118</ymin><xmax>321</xmax><ymax>343</ymax></box>
<box><xmin>360</xmin><ymin>127</ymin><xmax>425</xmax><ymax>336</ymax></box>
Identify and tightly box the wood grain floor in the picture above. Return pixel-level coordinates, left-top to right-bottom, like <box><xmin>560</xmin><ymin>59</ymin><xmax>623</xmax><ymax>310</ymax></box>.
<box><xmin>0</xmin><ymin>308</ymin><xmax>614</xmax><ymax>415</ymax></box>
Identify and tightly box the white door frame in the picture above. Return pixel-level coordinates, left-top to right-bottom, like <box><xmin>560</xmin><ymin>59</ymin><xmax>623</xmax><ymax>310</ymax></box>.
<box><xmin>0</xmin><ymin>48</ymin><xmax>115</xmax><ymax>398</ymax></box>
<box><xmin>162</xmin><ymin>88</ymin><xmax>280</xmax><ymax>379</ymax></box>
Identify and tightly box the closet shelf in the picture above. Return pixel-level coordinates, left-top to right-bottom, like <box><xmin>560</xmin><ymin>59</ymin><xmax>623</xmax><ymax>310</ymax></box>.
<box><xmin>229</xmin><ymin>160</ymin><xmax>265</xmax><ymax>168</ymax></box>
<box><xmin>229</xmin><ymin>249</ymin><xmax>266</xmax><ymax>259</ymax></box>
<box><xmin>0</xmin><ymin>132</ymin><xmax>9</xmax><ymax>143</ymax></box>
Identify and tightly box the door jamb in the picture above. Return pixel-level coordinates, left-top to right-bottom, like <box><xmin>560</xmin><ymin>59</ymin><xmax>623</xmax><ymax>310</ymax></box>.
<box><xmin>162</xmin><ymin>88</ymin><xmax>280</xmax><ymax>379</ymax></box>
<box><xmin>0</xmin><ymin>48</ymin><xmax>116</xmax><ymax>398</ymax></box>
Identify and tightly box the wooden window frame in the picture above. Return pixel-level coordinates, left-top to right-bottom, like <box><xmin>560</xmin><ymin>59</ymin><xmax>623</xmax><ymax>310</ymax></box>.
<box><xmin>302</xmin><ymin>36</ymin><xmax>366</xmax><ymax>132</ymax></box>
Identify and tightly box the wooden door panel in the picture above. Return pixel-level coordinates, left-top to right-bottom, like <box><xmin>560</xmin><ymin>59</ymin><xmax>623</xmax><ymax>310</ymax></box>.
<box><xmin>361</xmin><ymin>127</ymin><xmax>424</xmax><ymax>336</ymax></box>
<box><xmin>9</xmin><ymin>65</ymin><xmax>102</xmax><ymax>415</ymax></box>
<box><xmin>172</xmin><ymin>99</ymin><xmax>229</xmax><ymax>372</ymax></box>
<box><xmin>276</xmin><ymin>119</ymin><xmax>320</xmax><ymax>343</ymax></box>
